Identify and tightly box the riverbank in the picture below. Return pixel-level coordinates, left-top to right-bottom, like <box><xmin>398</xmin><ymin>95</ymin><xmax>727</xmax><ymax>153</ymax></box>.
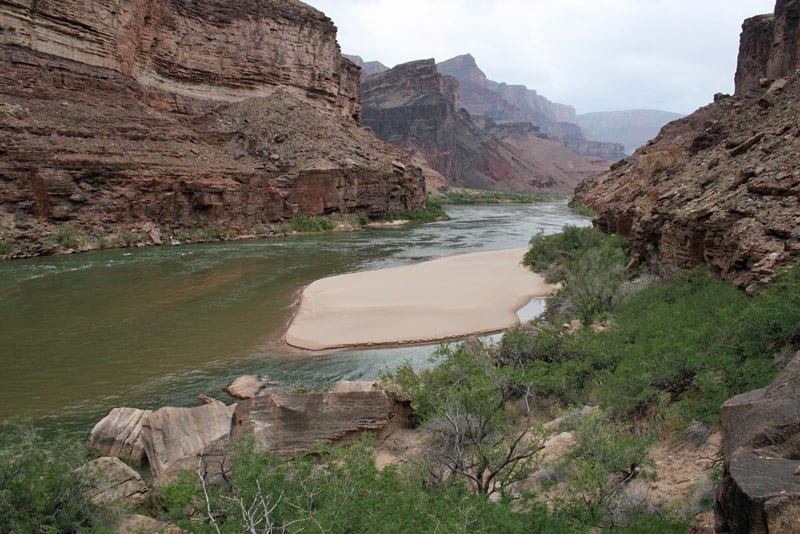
<box><xmin>285</xmin><ymin>248</ymin><xmax>557</xmax><ymax>350</ymax></box>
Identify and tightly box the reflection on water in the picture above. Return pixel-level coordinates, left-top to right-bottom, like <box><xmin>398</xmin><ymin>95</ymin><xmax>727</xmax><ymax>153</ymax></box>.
<box><xmin>0</xmin><ymin>203</ymin><xmax>589</xmax><ymax>434</ymax></box>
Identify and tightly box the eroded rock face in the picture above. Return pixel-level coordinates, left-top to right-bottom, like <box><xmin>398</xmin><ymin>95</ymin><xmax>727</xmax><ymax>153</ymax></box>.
<box><xmin>87</xmin><ymin>407</ymin><xmax>151</xmax><ymax>464</ymax></box>
<box><xmin>735</xmin><ymin>0</ymin><xmax>800</xmax><ymax>96</ymax></box>
<box><xmin>361</xmin><ymin>59</ymin><xmax>606</xmax><ymax>192</ymax></box>
<box><xmin>575</xmin><ymin>1</ymin><xmax>800</xmax><ymax>289</ymax></box>
<box><xmin>141</xmin><ymin>402</ymin><xmax>236</xmax><ymax>483</ymax></box>
<box><xmin>715</xmin><ymin>352</ymin><xmax>800</xmax><ymax>533</ymax></box>
<box><xmin>231</xmin><ymin>391</ymin><xmax>413</xmax><ymax>457</ymax></box>
<box><xmin>0</xmin><ymin>0</ymin><xmax>425</xmax><ymax>257</ymax></box>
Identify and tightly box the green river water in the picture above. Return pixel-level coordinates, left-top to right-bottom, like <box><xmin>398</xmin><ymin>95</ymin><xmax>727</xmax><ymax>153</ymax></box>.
<box><xmin>0</xmin><ymin>203</ymin><xmax>589</xmax><ymax>435</ymax></box>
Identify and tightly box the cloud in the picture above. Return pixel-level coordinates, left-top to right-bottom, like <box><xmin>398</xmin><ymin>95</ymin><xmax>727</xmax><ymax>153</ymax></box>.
<box><xmin>306</xmin><ymin>0</ymin><xmax>775</xmax><ymax>114</ymax></box>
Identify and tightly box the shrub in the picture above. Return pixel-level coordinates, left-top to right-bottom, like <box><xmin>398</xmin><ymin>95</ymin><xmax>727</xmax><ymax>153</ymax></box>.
<box><xmin>524</xmin><ymin>225</ymin><xmax>631</xmax><ymax>325</ymax></box>
<box><xmin>0</xmin><ymin>421</ymin><xmax>113</xmax><ymax>533</ymax></box>
<box><xmin>278</xmin><ymin>214</ymin><xmax>336</xmax><ymax>233</ymax></box>
<box><xmin>385</xmin><ymin>196</ymin><xmax>448</xmax><ymax>223</ymax></box>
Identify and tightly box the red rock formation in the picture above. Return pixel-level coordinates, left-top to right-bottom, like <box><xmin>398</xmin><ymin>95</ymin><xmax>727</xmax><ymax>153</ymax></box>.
<box><xmin>575</xmin><ymin>0</ymin><xmax>800</xmax><ymax>290</ymax></box>
<box><xmin>0</xmin><ymin>0</ymin><xmax>426</xmax><ymax>257</ymax></box>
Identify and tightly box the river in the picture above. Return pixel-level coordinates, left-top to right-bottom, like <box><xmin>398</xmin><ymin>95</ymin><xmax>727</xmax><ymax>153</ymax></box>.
<box><xmin>0</xmin><ymin>203</ymin><xmax>589</xmax><ymax>435</ymax></box>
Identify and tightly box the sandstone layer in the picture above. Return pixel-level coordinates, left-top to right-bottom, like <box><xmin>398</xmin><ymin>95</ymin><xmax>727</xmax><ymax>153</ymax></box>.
<box><xmin>574</xmin><ymin>1</ymin><xmax>800</xmax><ymax>290</ymax></box>
<box><xmin>231</xmin><ymin>391</ymin><xmax>413</xmax><ymax>457</ymax></box>
<box><xmin>90</xmin><ymin>381</ymin><xmax>415</xmax><ymax>485</ymax></box>
<box><xmin>0</xmin><ymin>0</ymin><xmax>425</xmax><ymax>257</ymax></box>
<box><xmin>361</xmin><ymin>59</ymin><xmax>607</xmax><ymax>192</ymax></box>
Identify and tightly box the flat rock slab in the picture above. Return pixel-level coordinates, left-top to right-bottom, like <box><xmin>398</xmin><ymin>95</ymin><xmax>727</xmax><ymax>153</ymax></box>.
<box><xmin>232</xmin><ymin>391</ymin><xmax>412</xmax><ymax>457</ymax></box>
<box><xmin>285</xmin><ymin>248</ymin><xmax>556</xmax><ymax>350</ymax></box>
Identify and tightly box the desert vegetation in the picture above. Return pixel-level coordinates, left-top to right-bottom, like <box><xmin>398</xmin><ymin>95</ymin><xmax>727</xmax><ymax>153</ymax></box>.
<box><xmin>2</xmin><ymin>225</ymin><xmax>797</xmax><ymax>532</ymax></box>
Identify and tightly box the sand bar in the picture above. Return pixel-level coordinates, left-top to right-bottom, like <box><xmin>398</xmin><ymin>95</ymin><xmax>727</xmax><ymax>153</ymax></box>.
<box><xmin>285</xmin><ymin>248</ymin><xmax>557</xmax><ymax>350</ymax></box>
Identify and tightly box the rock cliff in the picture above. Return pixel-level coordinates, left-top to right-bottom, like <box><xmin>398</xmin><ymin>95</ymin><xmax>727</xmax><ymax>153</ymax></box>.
<box><xmin>437</xmin><ymin>54</ymin><xmax>627</xmax><ymax>161</ymax></box>
<box><xmin>575</xmin><ymin>0</ymin><xmax>800</xmax><ymax>290</ymax></box>
<box><xmin>361</xmin><ymin>59</ymin><xmax>608</xmax><ymax>192</ymax></box>
<box><xmin>735</xmin><ymin>0</ymin><xmax>800</xmax><ymax>96</ymax></box>
<box><xmin>0</xmin><ymin>0</ymin><xmax>425</xmax><ymax>257</ymax></box>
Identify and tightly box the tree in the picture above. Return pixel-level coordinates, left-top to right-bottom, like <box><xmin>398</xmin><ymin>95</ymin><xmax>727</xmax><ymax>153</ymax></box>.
<box><xmin>398</xmin><ymin>341</ymin><xmax>545</xmax><ymax>495</ymax></box>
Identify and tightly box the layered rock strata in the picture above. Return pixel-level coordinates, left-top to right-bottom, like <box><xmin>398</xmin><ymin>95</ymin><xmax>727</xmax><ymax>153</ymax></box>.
<box><xmin>361</xmin><ymin>60</ymin><xmax>607</xmax><ymax>192</ymax></box>
<box><xmin>575</xmin><ymin>0</ymin><xmax>800</xmax><ymax>289</ymax></box>
<box><xmin>0</xmin><ymin>0</ymin><xmax>425</xmax><ymax>257</ymax></box>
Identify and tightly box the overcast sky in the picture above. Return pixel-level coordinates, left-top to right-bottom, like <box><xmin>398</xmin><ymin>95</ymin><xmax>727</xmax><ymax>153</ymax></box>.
<box><xmin>305</xmin><ymin>0</ymin><xmax>776</xmax><ymax>115</ymax></box>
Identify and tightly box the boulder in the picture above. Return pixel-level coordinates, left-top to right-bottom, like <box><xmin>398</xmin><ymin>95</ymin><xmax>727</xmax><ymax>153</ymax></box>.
<box><xmin>141</xmin><ymin>403</ymin><xmax>236</xmax><ymax>484</ymax></box>
<box><xmin>715</xmin><ymin>352</ymin><xmax>800</xmax><ymax>532</ymax></box>
<box><xmin>224</xmin><ymin>375</ymin><xmax>281</xmax><ymax>400</ymax></box>
<box><xmin>82</xmin><ymin>457</ymin><xmax>148</xmax><ymax>506</ymax></box>
<box><xmin>232</xmin><ymin>391</ymin><xmax>413</xmax><ymax>457</ymax></box>
<box><xmin>87</xmin><ymin>407</ymin><xmax>151</xmax><ymax>464</ymax></box>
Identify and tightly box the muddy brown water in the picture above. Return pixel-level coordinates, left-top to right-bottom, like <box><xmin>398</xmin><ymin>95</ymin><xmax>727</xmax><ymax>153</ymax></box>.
<box><xmin>0</xmin><ymin>203</ymin><xmax>589</xmax><ymax>435</ymax></box>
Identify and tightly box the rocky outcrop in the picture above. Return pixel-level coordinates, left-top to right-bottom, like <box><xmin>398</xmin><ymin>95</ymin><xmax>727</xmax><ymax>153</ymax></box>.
<box><xmin>83</xmin><ymin>456</ymin><xmax>149</xmax><ymax>506</ymax></box>
<box><xmin>715</xmin><ymin>352</ymin><xmax>800</xmax><ymax>533</ymax></box>
<box><xmin>576</xmin><ymin>110</ymin><xmax>684</xmax><ymax>154</ymax></box>
<box><xmin>0</xmin><ymin>0</ymin><xmax>425</xmax><ymax>258</ymax></box>
<box><xmin>231</xmin><ymin>391</ymin><xmax>413</xmax><ymax>457</ymax></box>
<box><xmin>437</xmin><ymin>54</ymin><xmax>626</xmax><ymax>161</ymax></box>
<box><xmin>361</xmin><ymin>59</ymin><xmax>607</xmax><ymax>192</ymax></box>
<box><xmin>87</xmin><ymin>407</ymin><xmax>150</xmax><ymax>464</ymax></box>
<box><xmin>735</xmin><ymin>0</ymin><xmax>800</xmax><ymax>96</ymax></box>
<box><xmin>141</xmin><ymin>401</ymin><xmax>236</xmax><ymax>483</ymax></box>
<box><xmin>575</xmin><ymin>1</ymin><xmax>800</xmax><ymax>289</ymax></box>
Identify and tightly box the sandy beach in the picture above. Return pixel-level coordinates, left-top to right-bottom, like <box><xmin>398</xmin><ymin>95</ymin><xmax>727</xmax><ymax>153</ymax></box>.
<box><xmin>285</xmin><ymin>248</ymin><xmax>557</xmax><ymax>350</ymax></box>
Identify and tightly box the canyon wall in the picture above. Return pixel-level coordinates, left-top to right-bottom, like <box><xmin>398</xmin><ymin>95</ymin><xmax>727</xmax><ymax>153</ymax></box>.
<box><xmin>575</xmin><ymin>0</ymin><xmax>800</xmax><ymax>290</ymax></box>
<box><xmin>361</xmin><ymin>60</ymin><xmax>608</xmax><ymax>192</ymax></box>
<box><xmin>735</xmin><ymin>0</ymin><xmax>800</xmax><ymax>96</ymax></box>
<box><xmin>437</xmin><ymin>54</ymin><xmax>626</xmax><ymax>161</ymax></box>
<box><xmin>0</xmin><ymin>0</ymin><xmax>425</xmax><ymax>257</ymax></box>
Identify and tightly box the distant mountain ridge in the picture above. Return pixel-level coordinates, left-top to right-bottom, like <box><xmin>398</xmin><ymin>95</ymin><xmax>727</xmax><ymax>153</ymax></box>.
<box><xmin>360</xmin><ymin>59</ymin><xmax>609</xmax><ymax>192</ymax></box>
<box><xmin>344</xmin><ymin>54</ymin><xmax>389</xmax><ymax>77</ymax></box>
<box><xmin>436</xmin><ymin>54</ymin><xmax>626</xmax><ymax>161</ymax></box>
<box><xmin>576</xmin><ymin>110</ymin><xmax>684</xmax><ymax>154</ymax></box>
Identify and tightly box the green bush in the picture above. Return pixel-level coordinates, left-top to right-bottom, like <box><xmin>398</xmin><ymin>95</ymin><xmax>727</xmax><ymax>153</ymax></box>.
<box><xmin>524</xmin><ymin>225</ymin><xmax>631</xmax><ymax>325</ymax></box>
<box><xmin>439</xmin><ymin>190</ymin><xmax>568</xmax><ymax>205</ymax></box>
<box><xmin>0</xmin><ymin>422</ymin><xmax>112</xmax><ymax>533</ymax></box>
<box><xmin>494</xmin><ymin>266</ymin><xmax>800</xmax><ymax>424</ymax></box>
<box><xmin>158</xmin><ymin>436</ymin><xmax>571</xmax><ymax>533</ymax></box>
<box><xmin>278</xmin><ymin>214</ymin><xmax>336</xmax><ymax>233</ymax></box>
<box><xmin>385</xmin><ymin>196</ymin><xmax>448</xmax><ymax>223</ymax></box>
